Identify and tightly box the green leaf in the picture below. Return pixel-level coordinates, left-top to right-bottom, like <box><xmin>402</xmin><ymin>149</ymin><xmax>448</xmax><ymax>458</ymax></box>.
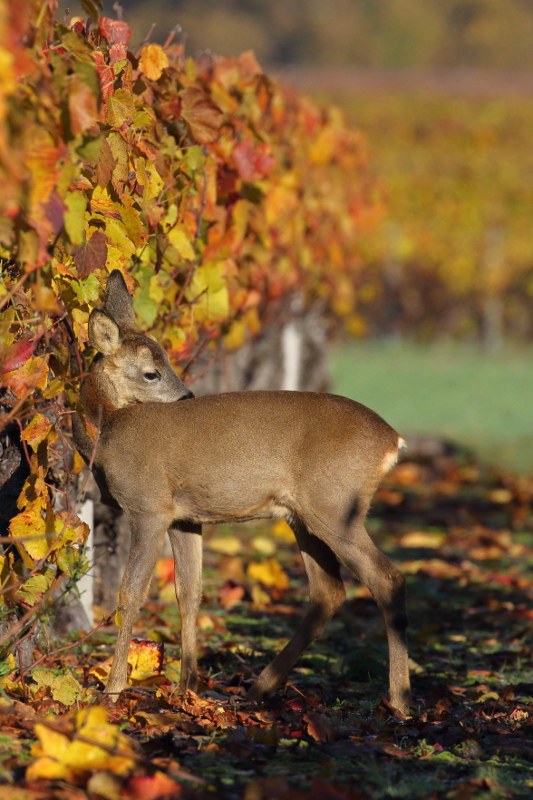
<box><xmin>133</xmin><ymin>291</ymin><xmax>159</xmax><ymax>327</ymax></box>
<box><xmin>184</xmin><ymin>145</ymin><xmax>206</xmax><ymax>171</ymax></box>
<box><xmin>61</xmin><ymin>31</ymin><xmax>95</xmax><ymax>65</ymax></box>
<box><xmin>74</xmin><ymin>61</ymin><xmax>100</xmax><ymax>98</ymax></box>
<box><xmin>71</xmin><ymin>275</ymin><xmax>101</xmax><ymax>305</ymax></box>
<box><xmin>15</xmin><ymin>569</ymin><xmax>55</xmax><ymax>607</ymax></box>
<box><xmin>76</xmin><ymin>134</ymin><xmax>103</xmax><ymax>165</ymax></box>
<box><xmin>107</xmin><ymin>88</ymin><xmax>135</xmax><ymax>129</ymax></box>
<box><xmin>55</xmin><ymin>546</ymin><xmax>88</xmax><ymax>577</ymax></box>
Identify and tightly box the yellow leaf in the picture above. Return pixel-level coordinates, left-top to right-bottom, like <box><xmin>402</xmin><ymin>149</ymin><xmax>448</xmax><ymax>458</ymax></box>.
<box><xmin>53</xmin><ymin>511</ymin><xmax>89</xmax><ymax>549</ymax></box>
<box><xmin>139</xmin><ymin>44</ymin><xmax>169</xmax><ymax>81</ymax></box>
<box><xmin>26</xmin><ymin>755</ymin><xmax>71</xmax><ymax>782</ymax></box>
<box><xmin>247</xmin><ymin>558</ymin><xmax>289</xmax><ymax>590</ymax></box>
<box><xmin>224</xmin><ymin>319</ymin><xmax>246</xmax><ymax>351</ymax></box>
<box><xmin>231</xmin><ymin>199</ymin><xmax>249</xmax><ymax>250</ymax></box>
<box><xmin>88</xmin><ymin>660</ymin><xmax>111</xmax><ymax>683</ymax></box>
<box><xmin>31</xmin><ymin>669</ymin><xmax>85</xmax><ymax>705</ymax></box>
<box><xmin>21</xmin><ymin>413</ymin><xmax>52</xmax><ymax>452</ymax></box>
<box><xmin>271</xmin><ymin>519</ymin><xmax>294</xmax><ymax>542</ymax></box>
<box><xmin>167</xmin><ymin>225</ymin><xmax>195</xmax><ymax>260</ymax></box>
<box><xmin>103</xmin><ymin>218</ymin><xmax>136</xmax><ymax>259</ymax></box>
<box><xmin>148</xmin><ymin>275</ymin><xmax>165</xmax><ymax>303</ymax></box>
<box><xmin>251</xmin><ymin>535</ymin><xmax>276</xmax><ymax>557</ymax></box>
<box><xmin>164</xmin><ymin>658</ymin><xmax>181</xmax><ymax>682</ymax></box>
<box><xmin>399</xmin><ymin>531</ymin><xmax>446</xmax><ymax>549</ymax></box>
<box><xmin>308</xmin><ymin>125</ymin><xmax>337</xmax><ymax>165</ymax></box>
<box><xmin>72</xmin><ymin>449</ymin><xmax>86</xmax><ymax>475</ymax></box>
<box><xmin>251</xmin><ymin>584</ymin><xmax>271</xmax><ymax>608</ymax></box>
<box><xmin>64</xmin><ymin>192</ymin><xmax>87</xmax><ymax>245</ymax></box>
<box><xmin>186</xmin><ymin>262</ymin><xmax>229</xmax><ymax>323</ymax></box>
<box><xmin>0</xmin><ymin>653</ymin><xmax>17</xmax><ymax>692</ymax></box>
<box><xmin>134</xmin><ymin>157</ymin><xmax>164</xmax><ymax>202</ymax></box>
<box><xmin>9</xmin><ymin>500</ymin><xmax>49</xmax><ymax>561</ymax></box>
<box><xmin>208</xmin><ymin>535</ymin><xmax>242</xmax><ymax>556</ymax></box>
<box><xmin>27</xmin><ymin>707</ymin><xmax>136</xmax><ymax>782</ymax></box>
<box><xmin>30</xmin><ymin>285</ymin><xmax>61</xmax><ymax>314</ymax></box>
<box><xmin>127</xmin><ymin>640</ymin><xmax>163</xmax><ymax>682</ymax></box>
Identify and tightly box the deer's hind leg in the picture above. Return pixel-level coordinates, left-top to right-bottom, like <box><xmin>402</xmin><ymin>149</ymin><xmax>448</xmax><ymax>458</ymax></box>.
<box><xmin>168</xmin><ymin>521</ymin><xmax>203</xmax><ymax>694</ymax></box>
<box><xmin>247</xmin><ymin>515</ymin><xmax>346</xmax><ymax>701</ymax></box>
<box><xmin>106</xmin><ymin>511</ymin><xmax>171</xmax><ymax>696</ymax></box>
<box><xmin>308</xmin><ymin>504</ymin><xmax>411</xmax><ymax>714</ymax></box>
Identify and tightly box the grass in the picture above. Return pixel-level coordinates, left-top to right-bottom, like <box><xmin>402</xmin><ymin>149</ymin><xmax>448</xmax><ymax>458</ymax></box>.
<box><xmin>331</xmin><ymin>340</ymin><xmax>533</xmax><ymax>474</ymax></box>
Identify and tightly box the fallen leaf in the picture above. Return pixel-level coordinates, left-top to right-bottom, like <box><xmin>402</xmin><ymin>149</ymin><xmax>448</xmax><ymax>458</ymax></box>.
<box><xmin>304</xmin><ymin>712</ymin><xmax>336</xmax><ymax>743</ymax></box>
<box><xmin>208</xmin><ymin>535</ymin><xmax>242</xmax><ymax>556</ymax></box>
<box><xmin>247</xmin><ymin>557</ymin><xmax>289</xmax><ymax>590</ymax></box>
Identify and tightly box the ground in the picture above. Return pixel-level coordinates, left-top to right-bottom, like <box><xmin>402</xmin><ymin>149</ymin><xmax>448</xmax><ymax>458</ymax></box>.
<box><xmin>1</xmin><ymin>443</ymin><xmax>532</xmax><ymax>799</ymax></box>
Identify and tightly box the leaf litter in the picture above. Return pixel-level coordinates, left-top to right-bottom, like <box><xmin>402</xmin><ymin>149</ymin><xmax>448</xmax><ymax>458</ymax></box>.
<box><xmin>1</xmin><ymin>448</ymin><xmax>532</xmax><ymax>799</ymax></box>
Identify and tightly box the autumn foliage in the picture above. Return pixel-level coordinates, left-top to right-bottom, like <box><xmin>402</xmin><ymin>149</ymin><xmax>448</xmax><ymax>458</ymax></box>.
<box><xmin>0</xmin><ymin>0</ymin><xmax>379</xmax><ymax>660</ymax></box>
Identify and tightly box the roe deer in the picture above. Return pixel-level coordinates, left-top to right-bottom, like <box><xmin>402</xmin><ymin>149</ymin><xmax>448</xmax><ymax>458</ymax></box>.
<box><xmin>73</xmin><ymin>270</ymin><xmax>411</xmax><ymax>712</ymax></box>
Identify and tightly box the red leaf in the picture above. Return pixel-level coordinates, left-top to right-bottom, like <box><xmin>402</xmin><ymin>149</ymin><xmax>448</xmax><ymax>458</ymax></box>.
<box><xmin>44</xmin><ymin>191</ymin><xmax>66</xmax><ymax>235</ymax></box>
<box><xmin>180</xmin><ymin>87</ymin><xmax>223</xmax><ymax>144</ymax></box>
<box><xmin>127</xmin><ymin>773</ymin><xmax>181</xmax><ymax>800</ymax></box>
<box><xmin>1</xmin><ymin>339</ymin><xmax>34</xmax><ymax>373</ymax></box>
<box><xmin>110</xmin><ymin>43</ymin><xmax>128</xmax><ymax>65</ymax></box>
<box><xmin>92</xmin><ymin>50</ymin><xmax>115</xmax><ymax>100</ymax></box>
<box><xmin>232</xmin><ymin>139</ymin><xmax>276</xmax><ymax>182</ymax></box>
<box><xmin>73</xmin><ymin>230</ymin><xmax>108</xmax><ymax>277</ymax></box>
<box><xmin>98</xmin><ymin>18</ymin><xmax>131</xmax><ymax>47</ymax></box>
<box><xmin>97</xmin><ymin>137</ymin><xmax>115</xmax><ymax>188</ymax></box>
<box><xmin>232</xmin><ymin>138</ymin><xmax>256</xmax><ymax>182</ymax></box>
<box><xmin>69</xmin><ymin>78</ymin><xmax>99</xmax><ymax>136</ymax></box>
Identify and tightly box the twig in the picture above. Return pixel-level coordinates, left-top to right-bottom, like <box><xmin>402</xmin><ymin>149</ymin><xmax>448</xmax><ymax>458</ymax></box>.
<box><xmin>16</xmin><ymin>646</ymin><xmax>28</xmax><ymax>701</ymax></box>
<box><xmin>0</xmin><ymin>265</ymin><xmax>40</xmax><ymax>313</ymax></box>
<box><xmin>163</xmin><ymin>25</ymin><xmax>182</xmax><ymax>50</ymax></box>
<box><xmin>141</xmin><ymin>23</ymin><xmax>156</xmax><ymax>47</ymax></box>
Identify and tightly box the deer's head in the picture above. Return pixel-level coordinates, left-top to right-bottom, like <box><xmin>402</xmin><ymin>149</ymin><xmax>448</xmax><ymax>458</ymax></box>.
<box><xmin>86</xmin><ymin>270</ymin><xmax>193</xmax><ymax>410</ymax></box>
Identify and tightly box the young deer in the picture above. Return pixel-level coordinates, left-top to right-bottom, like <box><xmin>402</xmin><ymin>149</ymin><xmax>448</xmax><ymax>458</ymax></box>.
<box><xmin>73</xmin><ymin>270</ymin><xmax>411</xmax><ymax>712</ymax></box>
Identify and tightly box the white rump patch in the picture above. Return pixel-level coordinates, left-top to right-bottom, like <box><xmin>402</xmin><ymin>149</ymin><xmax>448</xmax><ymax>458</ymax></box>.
<box><xmin>381</xmin><ymin>436</ymin><xmax>406</xmax><ymax>475</ymax></box>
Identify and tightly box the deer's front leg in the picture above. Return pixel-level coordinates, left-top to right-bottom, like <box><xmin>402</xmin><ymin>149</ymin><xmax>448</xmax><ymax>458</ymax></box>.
<box><xmin>168</xmin><ymin>521</ymin><xmax>203</xmax><ymax>694</ymax></box>
<box><xmin>105</xmin><ymin>512</ymin><xmax>170</xmax><ymax>697</ymax></box>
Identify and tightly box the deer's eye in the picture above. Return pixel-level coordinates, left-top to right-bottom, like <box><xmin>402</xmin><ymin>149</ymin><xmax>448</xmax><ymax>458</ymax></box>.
<box><xmin>143</xmin><ymin>371</ymin><xmax>160</xmax><ymax>382</ymax></box>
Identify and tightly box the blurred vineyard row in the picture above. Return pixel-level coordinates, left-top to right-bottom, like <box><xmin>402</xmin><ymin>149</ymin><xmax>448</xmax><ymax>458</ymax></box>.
<box><xmin>334</xmin><ymin>91</ymin><xmax>533</xmax><ymax>345</ymax></box>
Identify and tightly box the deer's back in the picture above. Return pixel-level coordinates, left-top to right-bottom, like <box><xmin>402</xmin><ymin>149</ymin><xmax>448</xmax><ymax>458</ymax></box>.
<box><xmin>96</xmin><ymin>391</ymin><xmax>400</xmax><ymax>520</ymax></box>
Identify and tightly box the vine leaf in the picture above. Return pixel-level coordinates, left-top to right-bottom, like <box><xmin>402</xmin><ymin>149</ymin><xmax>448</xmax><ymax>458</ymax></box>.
<box><xmin>72</xmin><ymin>230</ymin><xmax>109</xmax><ymax>276</ymax></box>
<box><xmin>180</xmin><ymin>86</ymin><xmax>223</xmax><ymax>144</ymax></box>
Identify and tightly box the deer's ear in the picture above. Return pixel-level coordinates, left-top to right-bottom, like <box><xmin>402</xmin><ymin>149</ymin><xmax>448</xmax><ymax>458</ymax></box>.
<box><xmin>89</xmin><ymin>309</ymin><xmax>121</xmax><ymax>354</ymax></box>
<box><xmin>103</xmin><ymin>270</ymin><xmax>136</xmax><ymax>329</ymax></box>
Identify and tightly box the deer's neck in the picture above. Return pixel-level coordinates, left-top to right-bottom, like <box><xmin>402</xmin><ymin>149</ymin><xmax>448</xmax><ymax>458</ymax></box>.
<box><xmin>80</xmin><ymin>367</ymin><xmax>120</xmax><ymax>427</ymax></box>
